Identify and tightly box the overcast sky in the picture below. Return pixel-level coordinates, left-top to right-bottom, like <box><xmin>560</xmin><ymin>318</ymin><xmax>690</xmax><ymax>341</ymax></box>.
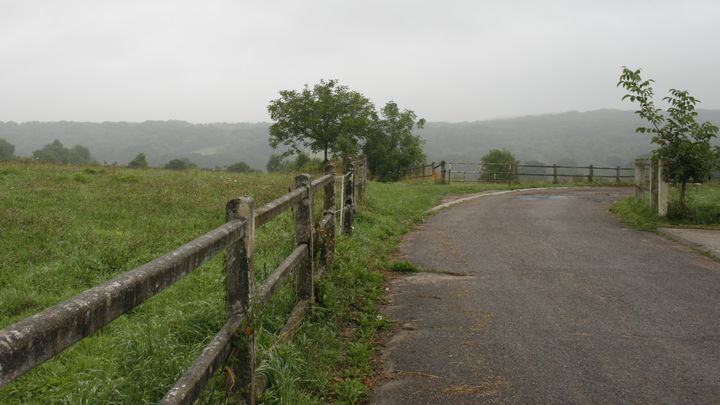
<box><xmin>1</xmin><ymin>0</ymin><xmax>719</xmax><ymax>123</ymax></box>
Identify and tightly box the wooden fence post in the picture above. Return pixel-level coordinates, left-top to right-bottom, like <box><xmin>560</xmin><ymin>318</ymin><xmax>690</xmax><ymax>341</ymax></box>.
<box><xmin>588</xmin><ymin>165</ymin><xmax>594</xmax><ymax>183</ymax></box>
<box><xmin>513</xmin><ymin>163</ymin><xmax>519</xmax><ymax>183</ymax></box>
<box><xmin>323</xmin><ymin>165</ymin><xmax>336</xmax><ymax>270</ymax></box>
<box><xmin>364</xmin><ymin>155</ymin><xmax>368</xmax><ymax>186</ymax></box>
<box><xmin>657</xmin><ymin>160</ymin><xmax>668</xmax><ymax>216</ymax></box>
<box><xmin>431</xmin><ymin>161</ymin><xmax>436</xmax><ymax>177</ymax></box>
<box><xmin>225</xmin><ymin>197</ymin><xmax>256</xmax><ymax>404</ymax></box>
<box><xmin>358</xmin><ymin>155</ymin><xmax>367</xmax><ymax>204</ymax></box>
<box><xmin>342</xmin><ymin>163</ymin><xmax>354</xmax><ymax>236</ymax></box>
<box><xmin>440</xmin><ymin>160</ymin><xmax>447</xmax><ymax>184</ymax></box>
<box><xmin>553</xmin><ymin>164</ymin><xmax>558</xmax><ymax>184</ymax></box>
<box><xmin>634</xmin><ymin>159</ymin><xmax>645</xmax><ymax>198</ymax></box>
<box><xmin>294</xmin><ymin>174</ymin><xmax>314</xmax><ymax>301</ymax></box>
<box><xmin>650</xmin><ymin>159</ymin><xmax>659</xmax><ymax>213</ymax></box>
<box><xmin>615</xmin><ymin>166</ymin><xmax>621</xmax><ymax>183</ymax></box>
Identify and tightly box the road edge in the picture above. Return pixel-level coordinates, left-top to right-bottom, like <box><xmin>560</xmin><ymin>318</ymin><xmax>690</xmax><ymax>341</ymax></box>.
<box><xmin>426</xmin><ymin>186</ymin><xmax>575</xmax><ymax>214</ymax></box>
<box><xmin>658</xmin><ymin>228</ymin><xmax>720</xmax><ymax>262</ymax></box>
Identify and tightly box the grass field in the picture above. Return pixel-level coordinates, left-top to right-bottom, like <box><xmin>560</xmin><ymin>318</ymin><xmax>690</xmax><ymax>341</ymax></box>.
<box><xmin>611</xmin><ymin>183</ymin><xmax>720</xmax><ymax>231</ymax></box>
<box><xmin>1</xmin><ymin>161</ymin><xmax>595</xmax><ymax>404</ymax></box>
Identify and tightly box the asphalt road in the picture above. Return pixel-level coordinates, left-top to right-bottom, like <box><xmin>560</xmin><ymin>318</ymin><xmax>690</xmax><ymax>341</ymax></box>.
<box><xmin>372</xmin><ymin>187</ymin><xmax>720</xmax><ymax>404</ymax></box>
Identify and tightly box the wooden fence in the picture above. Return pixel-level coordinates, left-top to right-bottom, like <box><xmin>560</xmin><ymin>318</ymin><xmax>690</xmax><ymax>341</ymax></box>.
<box><xmin>402</xmin><ymin>161</ymin><xmax>442</xmax><ymax>179</ymax></box>
<box><xmin>0</xmin><ymin>158</ymin><xmax>368</xmax><ymax>404</ymax></box>
<box><xmin>403</xmin><ymin>161</ymin><xmax>634</xmax><ymax>184</ymax></box>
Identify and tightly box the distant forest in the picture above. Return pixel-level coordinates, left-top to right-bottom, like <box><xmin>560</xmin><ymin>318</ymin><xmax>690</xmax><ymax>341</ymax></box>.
<box><xmin>2</xmin><ymin>109</ymin><xmax>719</xmax><ymax>170</ymax></box>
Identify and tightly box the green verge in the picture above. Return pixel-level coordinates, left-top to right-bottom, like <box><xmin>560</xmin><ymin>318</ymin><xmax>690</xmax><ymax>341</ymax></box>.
<box><xmin>610</xmin><ymin>183</ymin><xmax>720</xmax><ymax>231</ymax></box>
<box><xmin>1</xmin><ymin>160</ymin><xmax>595</xmax><ymax>404</ymax></box>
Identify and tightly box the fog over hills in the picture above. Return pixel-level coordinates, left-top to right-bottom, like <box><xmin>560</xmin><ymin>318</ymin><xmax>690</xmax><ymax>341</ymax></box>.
<box><xmin>422</xmin><ymin>109</ymin><xmax>719</xmax><ymax>167</ymax></box>
<box><xmin>2</xmin><ymin>109</ymin><xmax>719</xmax><ymax>170</ymax></box>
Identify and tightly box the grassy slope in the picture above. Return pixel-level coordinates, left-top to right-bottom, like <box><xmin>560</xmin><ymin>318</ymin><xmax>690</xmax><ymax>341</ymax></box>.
<box><xmin>1</xmin><ymin>161</ymin><xmax>593</xmax><ymax>404</ymax></box>
<box><xmin>611</xmin><ymin>183</ymin><xmax>720</xmax><ymax>231</ymax></box>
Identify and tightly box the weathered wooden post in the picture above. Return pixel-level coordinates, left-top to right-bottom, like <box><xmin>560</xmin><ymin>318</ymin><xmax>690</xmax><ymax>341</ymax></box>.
<box><xmin>440</xmin><ymin>160</ymin><xmax>447</xmax><ymax>184</ymax></box>
<box><xmin>225</xmin><ymin>197</ymin><xmax>256</xmax><ymax>404</ymax></box>
<box><xmin>588</xmin><ymin>165</ymin><xmax>594</xmax><ymax>183</ymax></box>
<box><xmin>650</xmin><ymin>159</ymin><xmax>659</xmax><ymax>213</ymax></box>
<box><xmin>322</xmin><ymin>164</ymin><xmax>336</xmax><ymax>269</ymax></box>
<box><xmin>657</xmin><ymin>160</ymin><xmax>668</xmax><ymax>216</ymax></box>
<box><xmin>342</xmin><ymin>163</ymin><xmax>354</xmax><ymax>235</ymax></box>
<box><xmin>362</xmin><ymin>156</ymin><xmax>368</xmax><ymax>202</ymax></box>
<box><xmin>513</xmin><ymin>163</ymin><xmax>519</xmax><ymax>183</ymax></box>
<box><xmin>553</xmin><ymin>164</ymin><xmax>558</xmax><ymax>184</ymax></box>
<box><xmin>616</xmin><ymin>166</ymin><xmax>621</xmax><ymax>183</ymax></box>
<box><xmin>355</xmin><ymin>155</ymin><xmax>366</xmax><ymax>204</ymax></box>
<box><xmin>364</xmin><ymin>154</ymin><xmax>368</xmax><ymax>181</ymax></box>
<box><xmin>431</xmin><ymin>161</ymin><xmax>436</xmax><ymax>177</ymax></box>
<box><xmin>634</xmin><ymin>159</ymin><xmax>645</xmax><ymax>199</ymax></box>
<box><xmin>294</xmin><ymin>174</ymin><xmax>314</xmax><ymax>301</ymax></box>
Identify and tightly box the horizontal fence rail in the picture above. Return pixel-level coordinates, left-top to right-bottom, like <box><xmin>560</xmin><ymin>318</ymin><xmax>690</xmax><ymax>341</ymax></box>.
<box><xmin>0</xmin><ymin>220</ymin><xmax>245</xmax><ymax>386</ymax></box>
<box><xmin>0</xmin><ymin>156</ymin><xmax>369</xmax><ymax>405</ymax></box>
<box><xmin>402</xmin><ymin>160</ymin><xmax>634</xmax><ymax>184</ymax></box>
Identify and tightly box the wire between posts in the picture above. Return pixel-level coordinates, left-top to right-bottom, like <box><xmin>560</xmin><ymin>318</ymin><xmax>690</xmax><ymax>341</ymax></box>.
<box><xmin>335</xmin><ymin>173</ymin><xmax>351</xmax><ymax>231</ymax></box>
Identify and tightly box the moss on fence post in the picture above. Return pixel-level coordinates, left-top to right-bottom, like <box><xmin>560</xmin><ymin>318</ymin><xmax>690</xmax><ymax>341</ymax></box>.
<box><xmin>294</xmin><ymin>174</ymin><xmax>314</xmax><ymax>301</ymax></box>
<box><xmin>225</xmin><ymin>197</ymin><xmax>256</xmax><ymax>404</ymax></box>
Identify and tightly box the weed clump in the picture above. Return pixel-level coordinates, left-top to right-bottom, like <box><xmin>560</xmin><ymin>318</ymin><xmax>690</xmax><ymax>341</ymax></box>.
<box><xmin>388</xmin><ymin>260</ymin><xmax>420</xmax><ymax>273</ymax></box>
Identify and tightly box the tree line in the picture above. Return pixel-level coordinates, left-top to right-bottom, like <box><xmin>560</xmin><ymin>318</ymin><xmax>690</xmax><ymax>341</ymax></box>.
<box><xmin>0</xmin><ymin>138</ymin><xmax>261</xmax><ymax>173</ymax></box>
<box><xmin>0</xmin><ymin>138</ymin><xmax>95</xmax><ymax>165</ymax></box>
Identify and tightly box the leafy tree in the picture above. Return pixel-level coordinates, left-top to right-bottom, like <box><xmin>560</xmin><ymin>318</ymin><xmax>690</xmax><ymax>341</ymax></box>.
<box><xmin>618</xmin><ymin>67</ymin><xmax>720</xmax><ymax>212</ymax></box>
<box><xmin>128</xmin><ymin>153</ymin><xmax>148</xmax><ymax>168</ymax></box>
<box><xmin>294</xmin><ymin>151</ymin><xmax>310</xmax><ymax>169</ymax></box>
<box><xmin>72</xmin><ymin>145</ymin><xmax>92</xmax><ymax>163</ymax></box>
<box><xmin>266</xmin><ymin>153</ymin><xmax>289</xmax><ymax>173</ymax></box>
<box><xmin>267</xmin><ymin>79</ymin><xmax>377</xmax><ymax>162</ymax></box>
<box><xmin>364</xmin><ymin>101</ymin><xmax>426</xmax><ymax>181</ymax></box>
<box><xmin>265</xmin><ymin>151</ymin><xmax>322</xmax><ymax>173</ymax></box>
<box><xmin>226</xmin><ymin>161</ymin><xmax>258</xmax><ymax>173</ymax></box>
<box><xmin>0</xmin><ymin>138</ymin><xmax>15</xmax><ymax>160</ymax></box>
<box><xmin>480</xmin><ymin>149</ymin><xmax>516</xmax><ymax>182</ymax></box>
<box><xmin>164</xmin><ymin>158</ymin><xmax>196</xmax><ymax>170</ymax></box>
<box><xmin>32</xmin><ymin>139</ymin><xmax>95</xmax><ymax>164</ymax></box>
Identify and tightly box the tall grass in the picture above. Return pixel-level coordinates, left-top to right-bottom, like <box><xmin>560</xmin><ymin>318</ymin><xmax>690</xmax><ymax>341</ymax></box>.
<box><xmin>1</xmin><ymin>160</ymin><xmax>581</xmax><ymax>403</ymax></box>
<box><xmin>611</xmin><ymin>183</ymin><xmax>720</xmax><ymax>230</ymax></box>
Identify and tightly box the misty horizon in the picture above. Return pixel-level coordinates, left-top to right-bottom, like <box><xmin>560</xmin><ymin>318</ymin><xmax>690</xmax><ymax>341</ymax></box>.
<box><xmin>4</xmin><ymin>107</ymin><xmax>720</xmax><ymax>126</ymax></box>
<box><xmin>2</xmin><ymin>1</ymin><xmax>720</xmax><ymax>123</ymax></box>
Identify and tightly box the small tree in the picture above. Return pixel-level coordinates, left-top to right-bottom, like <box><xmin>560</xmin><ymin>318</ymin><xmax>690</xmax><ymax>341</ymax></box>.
<box><xmin>0</xmin><ymin>138</ymin><xmax>15</xmax><ymax>160</ymax></box>
<box><xmin>32</xmin><ymin>139</ymin><xmax>95</xmax><ymax>164</ymax></box>
<box><xmin>164</xmin><ymin>158</ymin><xmax>196</xmax><ymax>170</ymax></box>
<box><xmin>267</xmin><ymin>79</ymin><xmax>377</xmax><ymax>162</ymax></box>
<box><xmin>480</xmin><ymin>149</ymin><xmax>516</xmax><ymax>182</ymax></box>
<box><xmin>266</xmin><ymin>154</ymin><xmax>289</xmax><ymax>173</ymax></box>
<box><xmin>618</xmin><ymin>67</ymin><xmax>720</xmax><ymax>212</ymax></box>
<box><xmin>265</xmin><ymin>152</ymin><xmax>321</xmax><ymax>173</ymax></box>
<box><xmin>364</xmin><ymin>101</ymin><xmax>426</xmax><ymax>181</ymax></box>
<box><xmin>227</xmin><ymin>161</ymin><xmax>257</xmax><ymax>173</ymax></box>
<box><xmin>128</xmin><ymin>153</ymin><xmax>148</xmax><ymax>168</ymax></box>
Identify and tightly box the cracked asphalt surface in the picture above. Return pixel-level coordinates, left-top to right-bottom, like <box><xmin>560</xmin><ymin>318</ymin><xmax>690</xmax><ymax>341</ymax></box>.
<box><xmin>372</xmin><ymin>187</ymin><xmax>720</xmax><ymax>404</ymax></box>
